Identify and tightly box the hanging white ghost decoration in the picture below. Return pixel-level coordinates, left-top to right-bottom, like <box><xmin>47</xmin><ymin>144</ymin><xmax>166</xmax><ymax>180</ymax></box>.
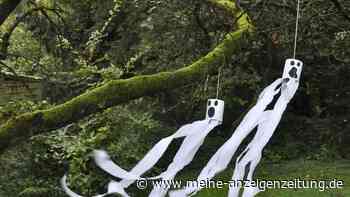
<box><xmin>148</xmin><ymin>99</ymin><xmax>224</xmax><ymax>197</ymax></box>
<box><xmin>228</xmin><ymin>59</ymin><xmax>303</xmax><ymax>197</ymax></box>
<box><xmin>61</xmin><ymin>99</ymin><xmax>224</xmax><ymax>197</ymax></box>
<box><xmin>170</xmin><ymin>59</ymin><xmax>303</xmax><ymax>197</ymax></box>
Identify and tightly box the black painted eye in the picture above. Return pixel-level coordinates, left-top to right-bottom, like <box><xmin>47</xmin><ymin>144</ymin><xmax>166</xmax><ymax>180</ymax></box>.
<box><xmin>289</xmin><ymin>67</ymin><xmax>298</xmax><ymax>78</ymax></box>
<box><xmin>208</xmin><ymin>101</ymin><xmax>211</xmax><ymax>106</ymax></box>
<box><xmin>297</xmin><ymin>62</ymin><xmax>301</xmax><ymax>67</ymax></box>
<box><xmin>291</xmin><ymin>61</ymin><xmax>295</xmax><ymax>66</ymax></box>
<box><xmin>215</xmin><ymin>101</ymin><xmax>218</xmax><ymax>106</ymax></box>
<box><xmin>208</xmin><ymin>107</ymin><xmax>215</xmax><ymax>118</ymax></box>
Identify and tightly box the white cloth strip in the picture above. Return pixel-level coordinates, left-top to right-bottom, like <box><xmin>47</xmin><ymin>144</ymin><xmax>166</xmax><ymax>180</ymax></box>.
<box><xmin>148</xmin><ymin>120</ymin><xmax>220</xmax><ymax>197</ymax></box>
<box><xmin>61</xmin><ymin>174</ymin><xmax>131</xmax><ymax>197</ymax></box>
<box><xmin>61</xmin><ymin>175</ymin><xmax>83</xmax><ymax>197</ymax></box>
<box><xmin>93</xmin><ymin>150</ymin><xmax>142</xmax><ymax>180</ymax></box>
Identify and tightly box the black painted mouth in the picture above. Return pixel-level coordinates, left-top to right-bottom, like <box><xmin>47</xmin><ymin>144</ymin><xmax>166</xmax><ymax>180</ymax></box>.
<box><xmin>289</xmin><ymin>67</ymin><xmax>298</xmax><ymax>78</ymax></box>
<box><xmin>208</xmin><ymin>107</ymin><xmax>215</xmax><ymax>118</ymax></box>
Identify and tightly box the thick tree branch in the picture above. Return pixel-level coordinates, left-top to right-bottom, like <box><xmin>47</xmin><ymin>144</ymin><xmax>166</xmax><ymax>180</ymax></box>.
<box><xmin>0</xmin><ymin>0</ymin><xmax>253</xmax><ymax>152</ymax></box>
<box><xmin>0</xmin><ymin>0</ymin><xmax>22</xmax><ymax>26</ymax></box>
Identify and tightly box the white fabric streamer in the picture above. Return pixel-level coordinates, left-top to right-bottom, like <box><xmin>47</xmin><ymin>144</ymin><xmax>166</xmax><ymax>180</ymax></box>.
<box><xmin>148</xmin><ymin>120</ymin><xmax>220</xmax><ymax>197</ymax></box>
<box><xmin>61</xmin><ymin>174</ymin><xmax>130</xmax><ymax>197</ymax></box>
<box><xmin>61</xmin><ymin>175</ymin><xmax>83</xmax><ymax>197</ymax></box>
<box><xmin>93</xmin><ymin>150</ymin><xmax>142</xmax><ymax>180</ymax></box>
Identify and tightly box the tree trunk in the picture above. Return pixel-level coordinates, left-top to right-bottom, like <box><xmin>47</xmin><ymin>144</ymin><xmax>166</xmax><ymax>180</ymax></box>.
<box><xmin>0</xmin><ymin>0</ymin><xmax>22</xmax><ymax>26</ymax></box>
<box><xmin>0</xmin><ymin>0</ymin><xmax>253</xmax><ymax>152</ymax></box>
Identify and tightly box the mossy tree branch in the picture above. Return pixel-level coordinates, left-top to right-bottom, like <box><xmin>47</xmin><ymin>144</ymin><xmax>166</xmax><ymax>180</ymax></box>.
<box><xmin>0</xmin><ymin>0</ymin><xmax>253</xmax><ymax>152</ymax></box>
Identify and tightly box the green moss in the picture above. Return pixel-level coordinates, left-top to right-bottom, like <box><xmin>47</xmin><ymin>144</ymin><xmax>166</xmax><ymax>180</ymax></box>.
<box><xmin>208</xmin><ymin>0</ymin><xmax>239</xmax><ymax>14</ymax></box>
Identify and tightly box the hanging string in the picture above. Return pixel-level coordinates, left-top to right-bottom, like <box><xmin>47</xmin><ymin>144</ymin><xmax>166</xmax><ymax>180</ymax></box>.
<box><xmin>293</xmin><ymin>0</ymin><xmax>301</xmax><ymax>58</ymax></box>
<box><xmin>204</xmin><ymin>75</ymin><xmax>209</xmax><ymax>92</ymax></box>
<box><xmin>216</xmin><ymin>67</ymin><xmax>222</xmax><ymax>99</ymax></box>
<box><xmin>216</xmin><ymin>53</ymin><xmax>229</xmax><ymax>99</ymax></box>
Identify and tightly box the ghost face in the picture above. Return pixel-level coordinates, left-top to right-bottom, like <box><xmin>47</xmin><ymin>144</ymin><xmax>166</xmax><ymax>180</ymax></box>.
<box><xmin>206</xmin><ymin>99</ymin><xmax>225</xmax><ymax>122</ymax></box>
<box><xmin>282</xmin><ymin>59</ymin><xmax>303</xmax><ymax>83</ymax></box>
<box><xmin>281</xmin><ymin>59</ymin><xmax>303</xmax><ymax>101</ymax></box>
